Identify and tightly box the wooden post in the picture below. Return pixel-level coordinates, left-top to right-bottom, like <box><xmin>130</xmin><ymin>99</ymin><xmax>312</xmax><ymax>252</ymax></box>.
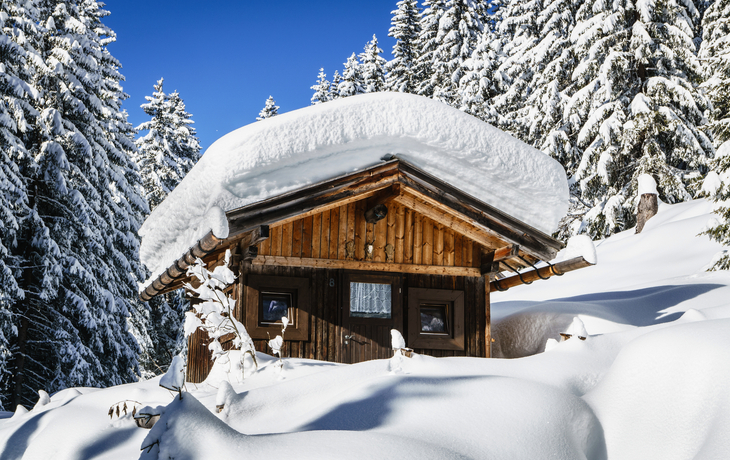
<box><xmin>484</xmin><ymin>277</ymin><xmax>491</xmax><ymax>358</ymax></box>
<box><xmin>481</xmin><ymin>248</ymin><xmax>494</xmax><ymax>358</ymax></box>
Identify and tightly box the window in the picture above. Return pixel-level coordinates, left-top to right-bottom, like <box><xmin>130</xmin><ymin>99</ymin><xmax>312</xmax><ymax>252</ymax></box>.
<box><xmin>350</xmin><ymin>282</ymin><xmax>392</xmax><ymax>318</ymax></box>
<box><xmin>408</xmin><ymin>288</ymin><xmax>464</xmax><ymax>350</ymax></box>
<box><xmin>244</xmin><ymin>275</ymin><xmax>310</xmax><ymax>341</ymax></box>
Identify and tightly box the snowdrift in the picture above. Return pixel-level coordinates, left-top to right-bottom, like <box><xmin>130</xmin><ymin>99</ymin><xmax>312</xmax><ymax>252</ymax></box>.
<box><xmin>3</xmin><ymin>199</ymin><xmax>730</xmax><ymax>460</ymax></box>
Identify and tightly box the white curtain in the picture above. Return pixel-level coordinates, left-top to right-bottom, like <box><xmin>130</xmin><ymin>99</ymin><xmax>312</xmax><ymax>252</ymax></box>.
<box><xmin>350</xmin><ymin>282</ymin><xmax>391</xmax><ymax>317</ymax></box>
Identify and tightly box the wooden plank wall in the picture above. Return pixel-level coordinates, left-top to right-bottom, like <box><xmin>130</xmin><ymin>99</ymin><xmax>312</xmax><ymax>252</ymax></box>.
<box><xmin>258</xmin><ymin>198</ymin><xmax>482</xmax><ymax>269</ymax></box>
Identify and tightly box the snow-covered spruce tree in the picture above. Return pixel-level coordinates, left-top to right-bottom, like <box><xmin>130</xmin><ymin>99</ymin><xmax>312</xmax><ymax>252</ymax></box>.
<box><xmin>338</xmin><ymin>53</ymin><xmax>365</xmax><ymax>98</ymax></box>
<box><xmin>700</xmin><ymin>0</ymin><xmax>730</xmax><ymax>269</ymax></box>
<box><xmin>359</xmin><ymin>35</ymin><xmax>387</xmax><ymax>93</ymax></box>
<box><xmin>310</xmin><ymin>68</ymin><xmax>331</xmax><ymax>105</ymax></box>
<box><xmin>557</xmin><ymin>0</ymin><xmax>712</xmax><ymax>239</ymax></box>
<box><xmin>0</xmin><ymin>0</ymin><xmax>40</xmax><ymax>410</ymax></box>
<box><xmin>386</xmin><ymin>0</ymin><xmax>422</xmax><ymax>93</ymax></box>
<box><xmin>458</xmin><ymin>27</ymin><xmax>499</xmax><ymax>122</ymax></box>
<box><xmin>257</xmin><ymin>95</ymin><xmax>279</xmax><ymax>121</ymax></box>
<box><xmin>414</xmin><ymin>0</ymin><xmax>447</xmax><ymax>97</ymax></box>
<box><xmin>134</xmin><ymin>78</ymin><xmax>200</xmax><ymax>377</ymax></box>
<box><xmin>135</xmin><ymin>78</ymin><xmax>201</xmax><ymax>211</ymax></box>
<box><xmin>330</xmin><ymin>70</ymin><xmax>342</xmax><ymax>100</ymax></box>
<box><xmin>490</xmin><ymin>0</ymin><xmax>582</xmax><ymax>161</ymax></box>
<box><xmin>429</xmin><ymin>0</ymin><xmax>487</xmax><ymax>106</ymax></box>
<box><xmin>9</xmin><ymin>0</ymin><xmax>147</xmax><ymax>407</ymax></box>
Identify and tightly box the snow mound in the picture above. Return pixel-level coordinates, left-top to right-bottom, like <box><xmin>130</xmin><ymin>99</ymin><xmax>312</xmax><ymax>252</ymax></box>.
<box><xmin>586</xmin><ymin>319</ymin><xmax>730</xmax><ymax>459</ymax></box>
<box><xmin>139</xmin><ymin>93</ymin><xmax>569</xmax><ymax>283</ymax></box>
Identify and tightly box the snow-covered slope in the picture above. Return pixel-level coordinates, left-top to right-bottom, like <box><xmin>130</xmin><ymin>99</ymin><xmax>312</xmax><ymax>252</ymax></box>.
<box><xmin>138</xmin><ymin>92</ymin><xmax>569</xmax><ymax>284</ymax></box>
<box><xmin>3</xmin><ymin>199</ymin><xmax>730</xmax><ymax>459</ymax></box>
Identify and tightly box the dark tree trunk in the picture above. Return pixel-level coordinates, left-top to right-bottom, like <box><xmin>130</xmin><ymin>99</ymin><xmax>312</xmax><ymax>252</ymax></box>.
<box><xmin>636</xmin><ymin>193</ymin><xmax>658</xmax><ymax>233</ymax></box>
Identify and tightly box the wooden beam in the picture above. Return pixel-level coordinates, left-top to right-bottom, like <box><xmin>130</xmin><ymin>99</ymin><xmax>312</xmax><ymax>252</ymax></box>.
<box><xmin>395</xmin><ymin>162</ymin><xmax>563</xmax><ymax>261</ymax></box>
<box><xmin>393</xmin><ymin>193</ymin><xmax>507</xmax><ymax>251</ymax></box>
<box><xmin>252</xmin><ymin>255</ymin><xmax>482</xmax><ymax>277</ymax></box>
<box><xmin>490</xmin><ymin>256</ymin><xmax>594</xmax><ymax>293</ymax></box>
<box><xmin>226</xmin><ymin>161</ymin><xmax>400</xmax><ymax>237</ymax></box>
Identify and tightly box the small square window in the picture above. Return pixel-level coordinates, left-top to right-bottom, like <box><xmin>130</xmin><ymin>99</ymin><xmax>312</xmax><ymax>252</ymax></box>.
<box><xmin>245</xmin><ymin>275</ymin><xmax>310</xmax><ymax>341</ymax></box>
<box><xmin>408</xmin><ymin>288</ymin><xmax>464</xmax><ymax>351</ymax></box>
<box><xmin>260</xmin><ymin>292</ymin><xmax>293</xmax><ymax>325</ymax></box>
<box><xmin>420</xmin><ymin>303</ymin><xmax>450</xmax><ymax>334</ymax></box>
<box><xmin>350</xmin><ymin>282</ymin><xmax>392</xmax><ymax>318</ymax></box>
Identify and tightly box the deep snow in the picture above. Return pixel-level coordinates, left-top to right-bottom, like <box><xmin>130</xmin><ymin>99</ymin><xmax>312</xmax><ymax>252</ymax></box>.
<box><xmin>138</xmin><ymin>92</ymin><xmax>569</xmax><ymax>287</ymax></box>
<box><xmin>3</xmin><ymin>198</ymin><xmax>730</xmax><ymax>459</ymax></box>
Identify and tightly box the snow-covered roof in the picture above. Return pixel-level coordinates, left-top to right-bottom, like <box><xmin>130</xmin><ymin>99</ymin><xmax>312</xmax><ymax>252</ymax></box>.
<box><xmin>139</xmin><ymin>92</ymin><xmax>569</xmax><ymax>285</ymax></box>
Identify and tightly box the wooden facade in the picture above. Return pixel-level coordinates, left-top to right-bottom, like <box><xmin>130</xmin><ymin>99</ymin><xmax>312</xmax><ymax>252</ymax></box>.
<box><xmin>142</xmin><ymin>159</ymin><xmax>592</xmax><ymax>383</ymax></box>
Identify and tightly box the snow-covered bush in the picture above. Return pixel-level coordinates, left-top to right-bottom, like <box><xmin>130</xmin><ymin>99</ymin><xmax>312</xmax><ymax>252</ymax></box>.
<box><xmin>183</xmin><ymin>250</ymin><xmax>257</xmax><ymax>379</ymax></box>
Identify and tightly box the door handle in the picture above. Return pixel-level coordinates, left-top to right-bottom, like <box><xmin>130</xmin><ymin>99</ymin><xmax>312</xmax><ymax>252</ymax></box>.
<box><xmin>344</xmin><ymin>334</ymin><xmax>362</xmax><ymax>345</ymax></box>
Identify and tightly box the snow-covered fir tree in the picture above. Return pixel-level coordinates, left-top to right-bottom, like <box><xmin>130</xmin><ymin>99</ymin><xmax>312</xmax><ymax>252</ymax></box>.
<box><xmin>359</xmin><ymin>35</ymin><xmax>387</xmax><ymax>93</ymax></box>
<box><xmin>135</xmin><ymin>78</ymin><xmax>201</xmax><ymax>211</ymax></box>
<box><xmin>338</xmin><ymin>53</ymin><xmax>365</xmax><ymax>97</ymax></box>
<box><xmin>428</xmin><ymin>0</ymin><xmax>487</xmax><ymax>106</ymax></box>
<box><xmin>491</xmin><ymin>0</ymin><xmax>581</xmax><ymax>158</ymax></box>
<box><xmin>330</xmin><ymin>70</ymin><xmax>342</xmax><ymax>100</ymax></box>
<box><xmin>311</xmin><ymin>68</ymin><xmax>331</xmax><ymax>104</ymax></box>
<box><xmin>556</xmin><ymin>0</ymin><xmax>712</xmax><ymax>238</ymax></box>
<box><xmin>700</xmin><ymin>0</ymin><xmax>730</xmax><ymax>269</ymax></box>
<box><xmin>6</xmin><ymin>0</ymin><xmax>147</xmax><ymax>408</ymax></box>
<box><xmin>386</xmin><ymin>0</ymin><xmax>421</xmax><ymax>93</ymax></box>
<box><xmin>415</xmin><ymin>0</ymin><xmax>447</xmax><ymax>97</ymax></box>
<box><xmin>257</xmin><ymin>95</ymin><xmax>279</xmax><ymax>120</ymax></box>
<box><xmin>0</xmin><ymin>0</ymin><xmax>40</xmax><ymax>410</ymax></box>
<box><xmin>133</xmin><ymin>78</ymin><xmax>200</xmax><ymax>378</ymax></box>
<box><xmin>458</xmin><ymin>27</ymin><xmax>499</xmax><ymax>121</ymax></box>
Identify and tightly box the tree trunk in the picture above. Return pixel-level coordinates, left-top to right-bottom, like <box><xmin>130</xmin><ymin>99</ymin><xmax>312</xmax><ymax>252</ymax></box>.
<box><xmin>635</xmin><ymin>193</ymin><xmax>658</xmax><ymax>233</ymax></box>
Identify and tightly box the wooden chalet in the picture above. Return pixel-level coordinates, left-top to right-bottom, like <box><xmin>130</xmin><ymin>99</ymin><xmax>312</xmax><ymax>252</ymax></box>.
<box><xmin>141</xmin><ymin>156</ymin><xmax>592</xmax><ymax>383</ymax></box>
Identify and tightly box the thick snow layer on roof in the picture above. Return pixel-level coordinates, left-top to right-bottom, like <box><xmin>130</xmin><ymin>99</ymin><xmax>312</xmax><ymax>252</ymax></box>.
<box><xmin>139</xmin><ymin>92</ymin><xmax>569</xmax><ymax>283</ymax></box>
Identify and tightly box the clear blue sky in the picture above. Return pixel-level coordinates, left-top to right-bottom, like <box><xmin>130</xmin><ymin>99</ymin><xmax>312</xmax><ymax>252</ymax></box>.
<box><xmin>104</xmin><ymin>0</ymin><xmax>398</xmax><ymax>151</ymax></box>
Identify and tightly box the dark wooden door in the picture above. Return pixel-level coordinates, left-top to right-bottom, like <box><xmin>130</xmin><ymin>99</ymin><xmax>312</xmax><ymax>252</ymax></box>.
<box><xmin>342</xmin><ymin>272</ymin><xmax>403</xmax><ymax>364</ymax></box>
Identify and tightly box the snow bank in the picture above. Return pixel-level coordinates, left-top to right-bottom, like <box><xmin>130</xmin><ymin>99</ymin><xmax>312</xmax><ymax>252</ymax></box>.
<box><xmin>139</xmin><ymin>93</ymin><xmax>569</xmax><ymax>283</ymax></box>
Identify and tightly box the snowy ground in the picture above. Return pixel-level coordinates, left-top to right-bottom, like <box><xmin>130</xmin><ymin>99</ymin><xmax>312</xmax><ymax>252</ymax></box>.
<box><xmin>2</xmin><ymin>198</ymin><xmax>730</xmax><ymax>460</ymax></box>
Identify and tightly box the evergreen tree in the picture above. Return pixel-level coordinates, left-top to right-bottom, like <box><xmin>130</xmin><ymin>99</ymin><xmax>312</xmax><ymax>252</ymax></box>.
<box><xmin>386</xmin><ymin>0</ymin><xmax>422</xmax><ymax>93</ymax></box>
<box><xmin>257</xmin><ymin>95</ymin><xmax>279</xmax><ymax>121</ymax></box>
<box><xmin>331</xmin><ymin>70</ymin><xmax>343</xmax><ymax>100</ymax></box>
<box><xmin>700</xmin><ymin>0</ymin><xmax>730</xmax><ymax>269</ymax></box>
<box><xmin>359</xmin><ymin>35</ymin><xmax>387</xmax><ymax>93</ymax></box>
<box><xmin>135</xmin><ymin>78</ymin><xmax>201</xmax><ymax>211</ymax></box>
<box><xmin>458</xmin><ymin>27</ymin><xmax>499</xmax><ymax>121</ymax></box>
<box><xmin>557</xmin><ymin>0</ymin><xmax>711</xmax><ymax>238</ymax></box>
<box><xmin>0</xmin><ymin>0</ymin><xmax>39</xmax><ymax>410</ymax></box>
<box><xmin>310</xmin><ymin>68</ymin><xmax>331</xmax><ymax>105</ymax></box>
<box><xmin>338</xmin><ymin>53</ymin><xmax>365</xmax><ymax>97</ymax></box>
<box><xmin>133</xmin><ymin>78</ymin><xmax>200</xmax><ymax>378</ymax></box>
<box><xmin>415</xmin><ymin>0</ymin><xmax>447</xmax><ymax>97</ymax></box>
<box><xmin>491</xmin><ymin>0</ymin><xmax>581</xmax><ymax>160</ymax></box>
<box><xmin>8</xmin><ymin>0</ymin><xmax>147</xmax><ymax>407</ymax></box>
<box><xmin>429</xmin><ymin>0</ymin><xmax>487</xmax><ymax>106</ymax></box>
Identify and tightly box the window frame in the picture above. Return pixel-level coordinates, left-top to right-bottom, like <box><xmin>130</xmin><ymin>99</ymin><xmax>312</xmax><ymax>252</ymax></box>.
<box><xmin>407</xmin><ymin>288</ymin><xmax>464</xmax><ymax>350</ymax></box>
<box><xmin>244</xmin><ymin>274</ymin><xmax>310</xmax><ymax>341</ymax></box>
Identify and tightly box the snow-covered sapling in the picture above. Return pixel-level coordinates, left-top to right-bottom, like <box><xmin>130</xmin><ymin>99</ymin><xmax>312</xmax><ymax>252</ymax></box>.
<box><xmin>268</xmin><ymin>316</ymin><xmax>289</xmax><ymax>368</ymax></box>
<box><xmin>183</xmin><ymin>250</ymin><xmax>257</xmax><ymax>379</ymax></box>
<box><xmin>159</xmin><ymin>355</ymin><xmax>185</xmax><ymax>399</ymax></box>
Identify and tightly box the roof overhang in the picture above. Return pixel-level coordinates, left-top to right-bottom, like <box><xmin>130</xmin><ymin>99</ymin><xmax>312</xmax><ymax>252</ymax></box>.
<box><xmin>140</xmin><ymin>157</ymin><xmax>567</xmax><ymax>301</ymax></box>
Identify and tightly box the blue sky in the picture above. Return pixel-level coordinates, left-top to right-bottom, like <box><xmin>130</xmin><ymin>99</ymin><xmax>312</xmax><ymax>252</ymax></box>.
<box><xmin>105</xmin><ymin>0</ymin><xmax>399</xmax><ymax>151</ymax></box>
